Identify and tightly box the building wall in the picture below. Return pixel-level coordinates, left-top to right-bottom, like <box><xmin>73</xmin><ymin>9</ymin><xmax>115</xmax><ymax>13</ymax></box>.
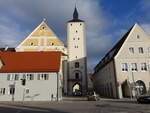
<box><xmin>115</xmin><ymin>24</ymin><xmax>150</xmax><ymax>98</ymax></box>
<box><xmin>67</xmin><ymin>22</ymin><xmax>87</xmax><ymax>95</ymax></box>
<box><xmin>93</xmin><ymin>60</ymin><xmax>118</xmax><ymax>98</ymax></box>
<box><xmin>0</xmin><ymin>72</ymin><xmax>62</xmax><ymax>101</ymax></box>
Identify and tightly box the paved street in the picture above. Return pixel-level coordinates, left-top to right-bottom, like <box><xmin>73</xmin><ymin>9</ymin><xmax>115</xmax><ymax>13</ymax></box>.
<box><xmin>0</xmin><ymin>98</ymin><xmax>149</xmax><ymax>113</ymax></box>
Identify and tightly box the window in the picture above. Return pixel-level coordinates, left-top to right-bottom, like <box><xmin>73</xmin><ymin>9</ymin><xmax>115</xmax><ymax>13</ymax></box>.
<box><xmin>75</xmin><ymin>56</ymin><xmax>78</xmax><ymax>59</ymax></box>
<box><xmin>30</xmin><ymin>42</ymin><xmax>34</xmax><ymax>46</ymax></box>
<box><xmin>129</xmin><ymin>47</ymin><xmax>134</xmax><ymax>54</ymax></box>
<box><xmin>139</xmin><ymin>47</ymin><xmax>144</xmax><ymax>54</ymax></box>
<box><xmin>51</xmin><ymin>43</ymin><xmax>54</xmax><ymax>46</ymax></box>
<box><xmin>75</xmin><ymin>62</ymin><xmax>79</xmax><ymax>68</ymax></box>
<box><xmin>71</xmin><ymin>24</ymin><xmax>72</xmax><ymax>26</ymax></box>
<box><xmin>75</xmin><ymin>46</ymin><xmax>78</xmax><ymax>48</ymax></box>
<box><xmin>131</xmin><ymin>63</ymin><xmax>138</xmax><ymax>71</ymax></box>
<box><xmin>0</xmin><ymin>88</ymin><xmax>5</xmax><ymax>95</ymax></box>
<box><xmin>26</xmin><ymin>74</ymin><xmax>34</xmax><ymax>80</ymax></box>
<box><xmin>38</xmin><ymin>74</ymin><xmax>49</xmax><ymax>80</ymax></box>
<box><xmin>76</xmin><ymin>30</ymin><xmax>78</xmax><ymax>33</ymax></box>
<box><xmin>78</xmin><ymin>38</ymin><xmax>80</xmax><ymax>40</ymax></box>
<box><xmin>14</xmin><ymin>74</ymin><xmax>19</xmax><ymax>80</ymax></box>
<box><xmin>7</xmin><ymin>74</ymin><xmax>13</xmax><ymax>81</ymax></box>
<box><xmin>73</xmin><ymin>38</ymin><xmax>75</xmax><ymax>40</ymax></box>
<box><xmin>9</xmin><ymin>88</ymin><xmax>15</xmax><ymax>95</ymax></box>
<box><xmin>75</xmin><ymin>73</ymin><xmax>79</xmax><ymax>79</ymax></box>
<box><xmin>80</xmin><ymin>23</ymin><xmax>82</xmax><ymax>26</ymax></box>
<box><xmin>137</xmin><ymin>35</ymin><xmax>140</xmax><ymax>39</ymax></box>
<box><xmin>7</xmin><ymin>74</ymin><xmax>11</xmax><ymax>81</ymax></box>
<box><xmin>148</xmin><ymin>47</ymin><xmax>150</xmax><ymax>54</ymax></box>
<box><xmin>121</xmin><ymin>63</ymin><xmax>128</xmax><ymax>71</ymax></box>
<box><xmin>141</xmin><ymin>63</ymin><xmax>147</xmax><ymax>71</ymax></box>
<box><xmin>23</xmin><ymin>74</ymin><xmax>26</xmax><ymax>79</ymax></box>
<box><xmin>26</xmin><ymin>89</ymin><xmax>29</xmax><ymax>94</ymax></box>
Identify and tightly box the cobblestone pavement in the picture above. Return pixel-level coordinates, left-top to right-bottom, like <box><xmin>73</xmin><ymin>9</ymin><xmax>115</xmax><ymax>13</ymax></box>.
<box><xmin>0</xmin><ymin>98</ymin><xmax>149</xmax><ymax>113</ymax></box>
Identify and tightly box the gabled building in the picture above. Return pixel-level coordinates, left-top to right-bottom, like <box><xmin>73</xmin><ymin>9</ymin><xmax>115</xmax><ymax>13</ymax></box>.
<box><xmin>16</xmin><ymin>19</ymin><xmax>67</xmax><ymax>54</ymax></box>
<box><xmin>0</xmin><ymin>7</ymin><xmax>87</xmax><ymax>99</ymax></box>
<box><xmin>93</xmin><ymin>24</ymin><xmax>150</xmax><ymax>99</ymax></box>
<box><xmin>0</xmin><ymin>51</ymin><xmax>62</xmax><ymax>101</ymax></box>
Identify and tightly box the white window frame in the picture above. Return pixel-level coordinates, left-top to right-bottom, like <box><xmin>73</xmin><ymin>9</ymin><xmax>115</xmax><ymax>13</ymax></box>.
<box><xmin>141</xmin><ymin>63</ymin><xmax>147</xmax><ymax>71</ymax></box>
<box><xmin>139</xmin><ymin>47</ymin><xmax>144</xmax><ymax>54</ymax></box>
<box><xmin>37</xmin><ymin>74</ymin><xmax>49</xmax><ymax>80</ymax></box>
<box><xmin>131</xmin><ymin>63</ymin><xmax>138</xmax><ymax>71</ymax></box>
<box><xmin>121</xmin><ymin>63</ymin><xmax>128</xmax><ymax>72</ymax></box>
<box><xmin>129</xmin><ymin>47</ymin><xmax>134</xmax><ymax>54</ymax></box>
<box><xmin>0</xmin><ymin>88</ymin><xmax>5</xmax><ymax>95</ymax></box>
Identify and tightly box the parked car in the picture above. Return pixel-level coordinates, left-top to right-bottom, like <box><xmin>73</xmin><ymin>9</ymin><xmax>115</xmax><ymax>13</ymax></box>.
<box><xmin>87</xmin><ymin>95</ymin><xmax>100</xmax><ymax>101</ymax></box>
<box><xmin>137</xmin><ymin>95</ymin><xmax>150</xmax><ymax>104</ymax></box>
<box><xmin>87</xmin><ymin>92</ymin><xmax>100</xmax><ymax>101</ymax></box>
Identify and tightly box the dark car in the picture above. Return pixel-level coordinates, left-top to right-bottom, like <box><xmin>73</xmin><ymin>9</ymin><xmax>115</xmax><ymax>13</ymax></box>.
<box><xmin>137</xmin><ymin>95</ymin><xmax>150</xmax><ymax>104</ymax></box>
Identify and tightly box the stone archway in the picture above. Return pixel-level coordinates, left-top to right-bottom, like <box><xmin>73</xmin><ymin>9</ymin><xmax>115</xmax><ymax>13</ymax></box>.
<box><xmin>135</xmin><ymin>80</ymin><xmax>146</xmax><ymax>95</ymax></box>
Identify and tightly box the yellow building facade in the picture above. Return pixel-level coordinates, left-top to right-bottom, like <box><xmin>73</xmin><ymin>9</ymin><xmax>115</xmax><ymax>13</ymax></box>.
<box><xmin>16</xmin><ymin>19</ymin><xmax>66</xmax><ymax>54</ymax></box>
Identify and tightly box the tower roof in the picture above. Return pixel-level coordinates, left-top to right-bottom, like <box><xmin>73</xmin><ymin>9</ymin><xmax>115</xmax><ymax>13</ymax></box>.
<box><xmin>68</xmin><ymin>7</ymin><xmax>84</xmax><ymax>22</ymax></box>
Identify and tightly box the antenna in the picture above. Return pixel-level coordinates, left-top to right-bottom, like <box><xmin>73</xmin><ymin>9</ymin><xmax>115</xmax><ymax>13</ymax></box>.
<box><xmin>43</xmin><ymin>18</ymin><xmax>46</xmax><ymax>22</ymax></box>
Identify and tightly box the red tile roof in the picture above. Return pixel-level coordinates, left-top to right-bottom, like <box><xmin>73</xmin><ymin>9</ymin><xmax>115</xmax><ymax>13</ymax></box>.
<box><xmin>0</xmin><ymin>51</ymin><xmax>62</xmax><ymax>72</ymax></box>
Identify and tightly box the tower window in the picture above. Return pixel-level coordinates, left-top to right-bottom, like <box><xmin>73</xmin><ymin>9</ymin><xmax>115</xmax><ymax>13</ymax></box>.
<box><xmin>75</xmin><ymin>73</ymin><xmax>79</xmax><ymax>79</ymax></box>
<box><xmin>71</xmin><ymin>24</ymin><xmax>72</xmax><ymax>26</ymax></box>
<box><xmin>75</xmin><ymin>46</ymin><xmax>78</xmax><ymax>48</ymax></box>
<box><xmin>76</xmin><ymin>30</ymin><xmax>78</xmax><ymax>33</ymax></box>
<box><xmin>78</xmin><ymin>38</ymin><xmax>80</xmax><ymax>40</ymax></box>
<box><xmin>75</xmin><ymin>62</ymin><xmax>79</xmax><ymax>68</ymax></box>
<box><xmin>80</xmin><ymin>23</ymin><xmax>82</xmax><ymax>26</ymax></box>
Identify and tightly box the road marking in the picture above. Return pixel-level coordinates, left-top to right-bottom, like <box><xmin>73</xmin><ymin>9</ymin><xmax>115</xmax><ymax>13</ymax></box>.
<box><xmin>0</xmin><ymin>104</ymin><xmax>49</xmax><ymax>112</ymax></box>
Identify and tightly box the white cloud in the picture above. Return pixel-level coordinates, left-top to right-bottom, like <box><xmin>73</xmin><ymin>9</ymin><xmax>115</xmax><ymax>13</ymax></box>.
<box><xmin>0</xmin><ymin>0</ymin><xmax>114</xmax><ymax>72</ymax></box>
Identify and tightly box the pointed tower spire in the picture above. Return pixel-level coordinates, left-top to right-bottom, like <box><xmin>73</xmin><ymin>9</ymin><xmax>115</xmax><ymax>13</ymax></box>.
<box><xmin>68</xmin><ymin>4</ymin><xmax>84</xmax><ymax>22</ymax></box>
<box><xmin>73</xmin><ymin>6</ymin><xmax>78</xmax><ymax>20</ymax></box>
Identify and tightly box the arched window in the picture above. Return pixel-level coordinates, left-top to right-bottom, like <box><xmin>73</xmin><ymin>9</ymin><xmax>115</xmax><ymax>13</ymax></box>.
<box><xmin>75</xmin><ymin>62</ymin><xmax>79</xmax><ymax>68</ymax></box>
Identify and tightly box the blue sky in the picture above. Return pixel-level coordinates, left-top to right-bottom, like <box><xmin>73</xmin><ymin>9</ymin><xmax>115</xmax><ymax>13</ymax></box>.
<box><xmin>0</xmin><ymin>0</ymin><xmax>150</xmax><ymax>72</ymax></box>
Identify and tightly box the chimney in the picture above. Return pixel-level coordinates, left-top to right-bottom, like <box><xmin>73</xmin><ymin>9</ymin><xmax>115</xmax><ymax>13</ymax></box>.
<box><xmin>4</xmin><ymin>45</ymin><xmax>8</xmax><ymax>51</ymax></box>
